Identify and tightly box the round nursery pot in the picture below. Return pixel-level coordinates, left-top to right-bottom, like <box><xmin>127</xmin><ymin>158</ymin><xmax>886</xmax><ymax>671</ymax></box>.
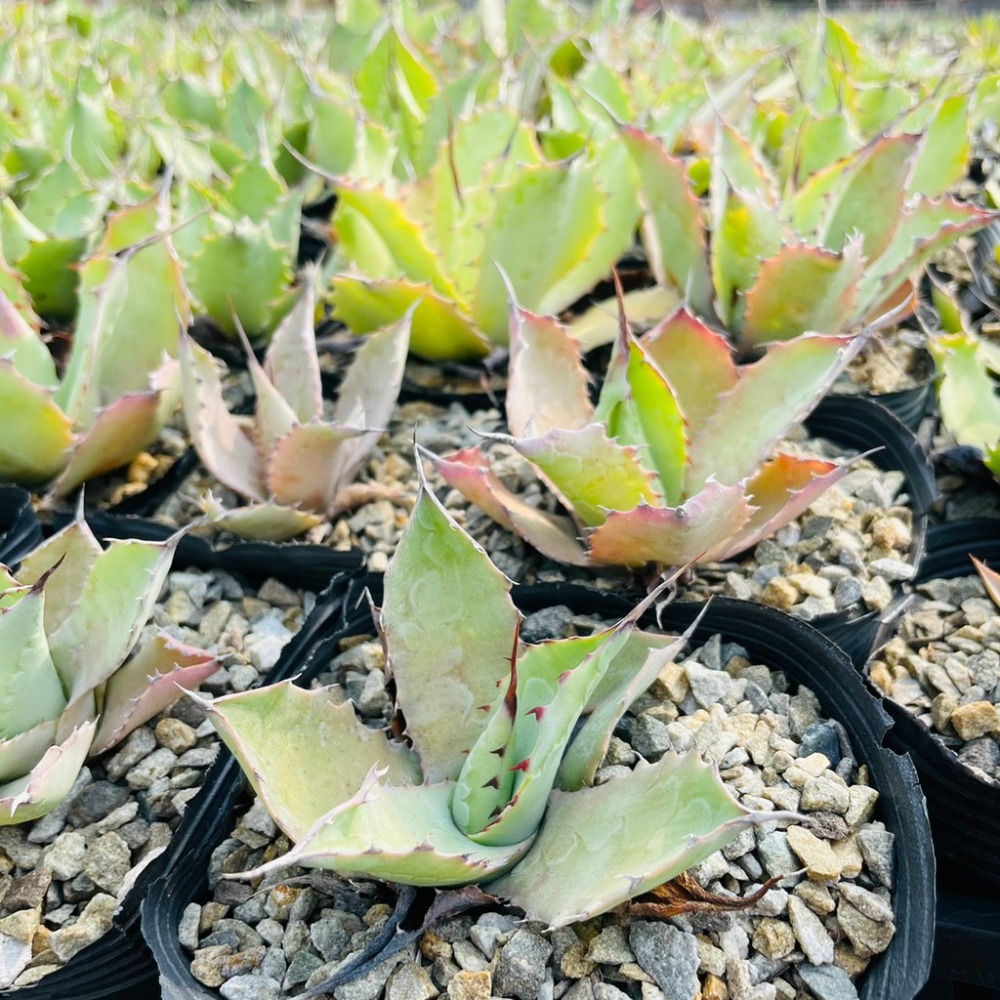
<box><xmin>143</xmin><ymin>576</ymin><xmax>934</xmax><ymax>1000</ymax></box>
<box><xmin>0</xmin><ymin>485</ymin><xmax>42</xmax><ymax>567</ymax></box>
<box><xmin>799</xmin><ymin>394</ymin><xmax>936</xmax><ymax>667</ymax></box>
<box><xmin>867</xmin><ymin>519</ymin><xmax>1000</xmax><ymax>897</ymax></box>
<box><xmin>0</xmin><ymin>516</ymin><xmax>361</xmax><ymax>1000</ymax></box>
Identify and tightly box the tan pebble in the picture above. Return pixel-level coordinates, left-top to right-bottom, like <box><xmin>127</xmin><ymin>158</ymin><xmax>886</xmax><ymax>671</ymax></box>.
<box><xmin>190</xmin><ymin>945</ymin><xmax>232</xmax><ymax>988</ymax></box>
<box><xmin>447</xmin><ymin>969</ymin><xmax>491</xmax><ymax>1000</ymax></box>
<box><xmin>702</xmin><ymin>973</ymin><xmax>729</xmax><ymax>1000</ymax></box>
<box><xmin>797</xmin><ymin>754</ymin><xmax>833</xmax><ymax>777</ymax></box>
<box><xmin>421</xmin><ymin>932</ymin><xmax>452</xmax><ymax>961</ymax></box>
<box><xmin>834</xmin><ymin>941</ymin><xmax>870</xmax><ymax>977</ymax></box>
<box><xmin>751</xmin><ymin>918</ymin><xmax>796</xmax><ymax>959</ymax></box>
<box><xmin>861</xmin><ymin>577</ymin><xmax>893</xmax><ymax>612</ymax></box>
<box><xmin>871</xmin><ymin>516</ymin><xmax>911</xmax><ymax>551</ymax></box>
<box><xmin>559</xmin><ymin>940</ymin><xmax>595</xmax><ymax>978</ymax></box>
<box><xmin>652</xmin><ymin>661</ymin><xmax>690</xmax><ymax>703</ymax></box>
<box><xmin>845</xmin><ymin>785</ymin><xmax>879</xmax><ymax>829</ymax></box>
<box><xmin>127</xmin><ymin>451</ymin><xmax>159</xmax><ymax>484</ymax></box>
<box><xmin>619</xmin><ymin>962</ymin><xmax>653</xmax><ymax>982</ymax></box>
<box><xmin>951</xmin><ymin>701</ymin><xmax>999</xmax><ymax>740</ymax></box>
<box><xmin>869</xmin><ymin>661</ymin><xmax>893</xmax><ymax>695</ymax></box>
<box><xmin>762</xmin><ymin>577</ymin><xmax>800</xmax><ymax>611</ymax></box>
<box><xmin>786</xmin><ymin>825</ymin><xmax>842</xmax><ymax>881</ymax></box>
<box><xmin>931</xmin><ymin>693</ymin><xmax>958</xmax><ymax>733</ymax></box>
<box><xmin>782</xmin><ymin>765</ymin><xmax>810</xmax><ymax>789</ymax></box>
<box><xmin>154</xmin><ymin>717</ymin><xmax>197</xmax><ymax>754</ymax></box>
<box><xmin>30</xmin><ymin>925</ymin><xmax>52</xmax><ymax>959</ymax></box>
<box><xmin>199</xmin><ymin>902</ymin><xmax>230</xmax><ymax>935</ymax></box>
<box><xmin>793</xmin><ymin>880</ymin><xmax>835</xmax><ymax>915</ymax></box>
<box><xmin>13</xmin><ymin>965</ymin><xmax>61</xmax><ymax>987</ymax></box>
<box><xmin>831</xmin><ymin>836</ymin><xmax>864</xmax><ymax>878</ymax></box>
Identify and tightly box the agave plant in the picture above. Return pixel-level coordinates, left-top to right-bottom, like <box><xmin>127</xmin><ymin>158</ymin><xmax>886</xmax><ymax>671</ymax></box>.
<box><xmin>179</xmin><ymin>273</ymin><xmax>409</xmax><ymax>541</ymax></box>
<box><xmin>0</xmin><ymin>515</ymin><xmax>216</xmax><ymax>825</ymax></box>
<box><xmin>431</xmin><ymin>285</ymin><xmax>865</xmax><ymax>570</ymax></box>
<box><xmin>611</xmin><ymin>119</ymin><xmax>994</xmax><ymax>353</ymax></box>
<box><xmin>0</xmin><ymin>197</ymin><xmax>187</xmax><ymax>494</ymax></box>
<box><xmin>201</xmin><ymin>479</ymin><xmax>782</xmax><ymax>929</ymax></box>
<box><xmin>329</xmin><ymin>108</ymin><xmax>639</xmax><ymax>361</ymax></box>
<box><xmin>930</xmin><ymin>329</ymin><xmax>1000</xmax><ymax>478</ymax></box>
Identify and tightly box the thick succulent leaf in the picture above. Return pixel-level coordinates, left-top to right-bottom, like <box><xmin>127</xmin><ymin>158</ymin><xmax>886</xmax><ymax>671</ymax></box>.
<box><xmin>740</xmin><ymin>240</ymin><xmax>864</xmax><ymax>348</ymax></box>
<box><xmin>0</xmin><ymin>291</ymin><xmax>57</xmax><ymax>387</ymax></box>
<box><xmin>429</xmin><ymin>448</ymin><xmax>588</xmax><ymax>567</ymax></box>
<box><xmin>54</xmin><ymin>255</ymin><xmax>130</xmax><ymax>428</ymax></box>
<box><xmin>469</xmin><ymin>629</ymin><xmax>634</xmax><ymax>848</ymax></box>
<box><xmin>179</xmin><ymin>336</ymin><xmax>267</xmax><ymax>502</ymax></box>
<box><xmin>600</xmin><ymin>335</ymin><xmax>687</xmax><ymax>506</ymax></box>
<box><xmin>242</xmin><ymin>779</ymin><xmax>531</xmax><ymax>886</ymax></box>
<box><xmin>0</xmin><ymin>580</ymin><xmax>67</xmax><ymax>741</ymax></box>
<box><xmin>331</xmin><ymin>275</ymin><xmax>490</xmax><ymax>362</ymax></box>
<box><xmin>937</xmin><ymin>334</ymin><xmax>1000</xmax><ymax>455</ymax></box>
<box><xmin>972</xmin><ymin>557</ymin><xmax>1000</xmax><ymax>609</ymax></box>
<box><xmin>77</xmin><ymin>198</ymin><xmax>190</xmax><ymax>401</ymax></box>
<box><xmin>205</xmin><ymin>682</ymin><xmax>421</xmax><ymax>841</ymax></box>
<box><xmin>264</xmin><ymin>278</ymin><xmax>323</xmax><ymax>423</ymax></box>
<box><xmin>0</xmin><ymin>719</ymin><xmax>58</xmax><ymax>784</ymax></box>
<box><xmin>586</xmin><ymin>483</ymin><xmax>754</xmax><ymax>568</ymax></box>
<box><xmin>90</xmin><ymin>633</ymin><xmax>217</xmax><ymax>756</ymax></box>
<box><xmin>488</xmin><ymin>752</ymin><xmax>752</xmax><ymax>928</ymax></box>
<box><xmin>46</xmin><ymin>532</ymin><xmax>181</xmax><ymax>702</ymax></box>
<box><xmin>686</xmin><ymin>335</ymin><xmax>857</xmax><ymax>493</ymax></box>
<box><xmin>711</xmin><ymin>186</ymin><xmax>783</xmax><ymax>330</ymax></box>
<box><xmin>710</xmin><ymin>454</ymin><xmax>855</xmax><ymax>562</ymax></box>
<box><xmin>0</xmin><ymin>360</ymin><xmax>73</xmax><ymax>486</ymax></box>
<box><xmin>856</xmin><ymin>199</ymin><xmax>996</xmax><ymax>316</ymax></box>
<box><xmin>334</xmin><ymin>184</ymin><xmax>459</xmax><ymax>299</ymax></box>
<box><xmin>556</xmin><ymin>631</ymin><xmax>685</xmax><ymax>791</ymax></box>
<box><xmin>641</xmin><ymin>309</ymin><xmax>738</xmax><ymax>442</ymax></box>
<box><xmin>820</xmin><ymin>134</ymin><xmax>918</xmax><ymax>260</ymax></box>
<box><xmin>473</xmin><ymin>153</ymin><xmax>637</xmax><ymax>340</ymax></box>
<box><xmin>567</xmin><ymin>286</ymin><xmax>682</xmax><ymax>352</ymax></box>
<box><xmin>382</xmin><ymin>485</ymin><xmax>520</xmax><ymax>784</ymax></box>
<box><xmin>508</xmin><ymin>425</ymin><xmax>662</xmax><ymax>528</ymax></box>
<box><xmin>203</xmin><ymin>501</ymin><xmax>324</xmax><ymax>542</ymax></box>
<box><xmin>15</xmin><ymin>518</ymin><xmax>102</xmax><ymax>638</ymax></box>
<box><xmin>332</xmin><ymin>314</ymin><xmax>410</xmax><ymax>441</ymax></box>
<box><xmin>267</xmin><ymin>422</ymin><xmax>365</xmax><ymax>513</ymax></box>
<box><xmin>241</xmin><ymin>330</ymin><xmax>299</xmax><ymax>459</ymax></box>
<box><xmin>507</xmin><ymin>306</ymin><xmax>592</xmax><ymax>438</ymax></box>
<box><xmin>621</xmin><ymin>127</ymin><xmax>712</xmax><ymax>317</ymax></box>
<box><xmin>0</xmin><ymin>722</ymin><xmax>96</xmax><ymax>826</ymax></box>
<box><xmin>910</xmin><ymin>94</ymin><xmax>970</xmax><ymax>200</ymax></box>
<box><xmin>714</xmin><ymin>121</ymin><xmax>779</xmax><ymax>210</ymax></box>
<box><xmin>52</xmin><ymin>392</ymin><xmax>162</xmax><ymax>497</ymax></box>
<box><xmin>187</xmin><ymin>221</ymin><xmax>294</xmax><ymax>340</ymax></box>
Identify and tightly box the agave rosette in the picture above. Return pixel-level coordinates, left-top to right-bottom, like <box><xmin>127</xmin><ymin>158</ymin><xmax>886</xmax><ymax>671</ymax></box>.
<box><xmin>432</xmin><ymin>288</ymin><xmax>866</xmax><ymax>570</ymax></box>
<box><xmin>202</xmin><ymin>480</ymin><xmax>782</xmax><ymax>928</ymax></box>
<box><xmin>0</xmin><ymin>515</ymin><xmax>216</xmax><ymax>825</ymax></box>
<box><xmin>0</xmin><ymin>196</ymin><xmax>187</xmax><ymax>494</ymax></box>
<box><xmin>179</xmin><ymin>272</ymin><xmax>410</xmax><ymax>541</ymax></box>
<box><xmin>329</xmin><ymin>106</ymin><xmax>640</xmax><ymax>361</ymax></box>
<box><xmin>596</xmin><ymin>115</ymin><xmax>994</xmax><ymax>355</ymax></box>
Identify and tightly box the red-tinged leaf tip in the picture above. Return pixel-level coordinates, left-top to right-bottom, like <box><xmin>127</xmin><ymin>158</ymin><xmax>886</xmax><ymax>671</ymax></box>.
<box><xmin>526</xmin><ymin>706</ymin><xmax>545</xmax><ymax>722</ymax></box>
<box><xmin>509</xmin><ymin>759</ymin><xmax>531</xmax><ymax>773</ymax></box>
<box><xmin>490</xmin><ymin>746</ymin><xmax>506</xmax><ymax>757</ymax></box>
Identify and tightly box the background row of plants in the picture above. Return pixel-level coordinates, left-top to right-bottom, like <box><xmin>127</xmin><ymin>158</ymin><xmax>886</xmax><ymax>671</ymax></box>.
<box><xmin>1</xmin><ymin>0</ymin><xmax>999</xmax><ymax>538</ymax></box>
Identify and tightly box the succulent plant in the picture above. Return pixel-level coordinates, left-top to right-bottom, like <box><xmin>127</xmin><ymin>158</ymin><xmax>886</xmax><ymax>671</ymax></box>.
<box><xmin>329</xmin><ymin>109</ymin><xmax>640</xmax><ymax>361</ymax></box>
<box><xmin>179</xmin><ymin>271</ymin><xmax>409</xmax><ymax>541</ymax></box>
<box><xmin>0</xmin><ymin>197</ymin><xmax>187</xmax><ymax>494</ymax></box>
<box><xmin>617</xmin><ymin>119</ymin><xmax>994</xmax><ymax>353</ymax></box>
<box><xmin>930</xmin><ymin>330</ymin><xmax>1000</xmax><ymax>478</ymax></box>
<box><xmin>0</xmin><ymin>515</ymin><xmax>216</xmax><ymax>825</ymax></box>
<box><xmin>202</xmin><ymin>479</ymin><xmax>781</xmax><ymax>929</ymax></box>
<box><xmin>432</xmin><ymin>283</ymin><xmax>865</xmax><ymax>570</ymax></box>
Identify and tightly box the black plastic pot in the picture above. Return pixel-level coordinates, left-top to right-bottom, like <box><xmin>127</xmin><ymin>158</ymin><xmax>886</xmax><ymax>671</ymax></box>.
<box><xmin>798</xmin><ymin>394</ymin><xmax>937</xmax><ymax>666</ymax></box>
<box><xmin>0</xmin><ymin>519</ymin><xmax>362</xmax><ymax>1000</ymax></box>
<box><xmin>867</xmin><ymin>519</ymin><xmax>1000</xmax><ymax>900</ymax></box>
<box><xmin>0</xmin><ymin>485</ymin><xmax>42</xmax><ymax>567</ymax></box>
<box><xmin>144</xmin><ymin>576</ymin><xmax>934</xmax><ymax>1000</ymax></box>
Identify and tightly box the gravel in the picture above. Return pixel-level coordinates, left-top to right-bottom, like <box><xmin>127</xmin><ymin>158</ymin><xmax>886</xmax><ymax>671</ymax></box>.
<box><xmin>185</xmin><ymin>631</ymin><xmax>898</xmax><ymax>1000</ymax></box>
<box><xmin>869</xmin><ymin>572</ymin><xmax>1000</xmax><ymax>782</ymax></box>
